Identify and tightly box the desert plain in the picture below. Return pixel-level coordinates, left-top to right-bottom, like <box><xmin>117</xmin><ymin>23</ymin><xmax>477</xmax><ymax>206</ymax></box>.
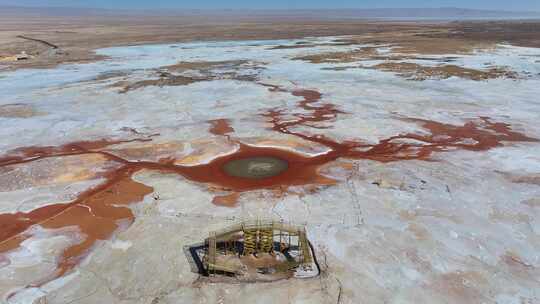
<box><xmin>1</xmin><ymin>11</ymin><xmax>540</xmax><ymax>304</ymax></box>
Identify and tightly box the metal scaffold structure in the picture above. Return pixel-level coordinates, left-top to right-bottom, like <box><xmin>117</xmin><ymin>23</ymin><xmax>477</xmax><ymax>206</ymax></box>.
<box><xmin>200</xmin><ymin>220</ymin><xmax>315</xmax><ymax>278</ymax></box>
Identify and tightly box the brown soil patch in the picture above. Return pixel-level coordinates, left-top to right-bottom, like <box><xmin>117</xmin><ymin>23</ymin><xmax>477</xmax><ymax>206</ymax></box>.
<box><xmin>507</xmin><ymin>174</ymin><xmax>540</xmax><ymax>186</ymax></box>
<box><xmin>294</xmin><ymin>46</ymin><xmax>380</xmax><ymax>63</ymax></box>
<box><xmin>268</xmin><ymin>41</ymin><xmax>357</xmax><ymax>50</ymax></box>
<box><xmin>0</xmin><ymin>103</ymin><xmax>42</xmax><ymax>118</ymax></box>
<box><xmin>337</xmin><ymin>28</ymin><xmax>495</xmax><ymax>55</ymax></box>
<box><xmin>371</xmin><ymin>62</ymin><xmax>517</xmax><ymax>80</ymax></box>
<box><xmin>165</xmin><ymin>60</ymin><xmax>251</xmax><ymax>72</ymax></box>
<box><xmin>111</xmin><ymin>73</ymin><xmax>206</xmax><ymax>93</ymax></box>
<box><xmin>90</xmin><ymin>70</ymin><xmax>132</xmax><ymax>82</ymax></box>
<box><xmin>497</xmin><ymin>172</ymin><xmax>540</xmax><ymax>186</ymax></box>
<box><xmin>269</xmin><ymin>44</ymin><xmax>319</xmax><ymax>50</ymax></box>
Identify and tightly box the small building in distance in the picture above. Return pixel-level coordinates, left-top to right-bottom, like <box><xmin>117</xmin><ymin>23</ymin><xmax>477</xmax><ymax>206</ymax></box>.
<box><xmin>15</xmin><ymin>51</ymin><xmax>30</xmax><ymax>61</ymax></box>
<box><xmin>0</xmin><ymin>51</ymin><xmax>31</xmax><ymax>62</ymax></box>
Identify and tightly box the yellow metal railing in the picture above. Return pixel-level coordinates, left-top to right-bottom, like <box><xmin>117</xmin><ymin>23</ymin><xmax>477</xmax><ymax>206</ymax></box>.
<box><xmin>259</xmin><ymin>228</ymin><xmax>273</xmax><ymax>252</ymax></box>
<box><xmin>204</xmin><ymin>220</ymin><xmax>313</xmax><ymax>274</ymax></box>
<box><xmin>243</xmin><ymin>229</ymin><xmax>257</xmax><ymax>255</ymax></box>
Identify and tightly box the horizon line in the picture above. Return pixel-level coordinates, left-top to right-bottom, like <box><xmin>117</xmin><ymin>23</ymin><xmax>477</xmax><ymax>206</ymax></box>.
<box><xmin>1</xmin><ymin>5</ymin><xmax>539</xmax><ymax>14</ymax></box>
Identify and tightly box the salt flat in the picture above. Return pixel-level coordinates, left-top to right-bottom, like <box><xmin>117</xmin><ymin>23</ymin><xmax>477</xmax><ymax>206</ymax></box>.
<box><xmin>1</xmin><ymin>35</ymin><xmax>540</xmax><ymax>303</ymax></box>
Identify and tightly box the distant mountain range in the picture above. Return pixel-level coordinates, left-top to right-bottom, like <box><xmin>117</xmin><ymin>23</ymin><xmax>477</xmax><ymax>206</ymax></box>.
<box><xmin>1</xmin><ymin>6</ymin><xmax>539</xmax><ymax>20</ymax></box>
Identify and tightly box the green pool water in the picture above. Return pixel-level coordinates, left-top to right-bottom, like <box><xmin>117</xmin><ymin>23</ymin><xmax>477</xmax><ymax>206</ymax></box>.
<box><xmin>223</xmin><ymin>156</ymin><xmax>289</xmax><ymax>179</ymax></box>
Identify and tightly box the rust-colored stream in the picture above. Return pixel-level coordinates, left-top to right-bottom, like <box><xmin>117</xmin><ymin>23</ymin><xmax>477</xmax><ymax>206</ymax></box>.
<box><xmin>0</xmin><ymin>84</ymin><xmax>537</xmax><ymax>295</ymax></box>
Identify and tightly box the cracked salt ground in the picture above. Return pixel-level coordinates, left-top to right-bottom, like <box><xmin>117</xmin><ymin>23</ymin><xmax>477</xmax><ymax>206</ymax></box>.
<box><xmin>0</xmin><ymin>36</ymin><xmax>540</xmax><ymax>303</ymax></box>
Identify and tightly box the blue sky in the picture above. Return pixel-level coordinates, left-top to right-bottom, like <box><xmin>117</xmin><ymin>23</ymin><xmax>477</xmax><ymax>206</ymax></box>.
<box><xmin>1</xmin><ymin>0</ymin><xmax>539</xmax><ymax>11</ymax></box>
